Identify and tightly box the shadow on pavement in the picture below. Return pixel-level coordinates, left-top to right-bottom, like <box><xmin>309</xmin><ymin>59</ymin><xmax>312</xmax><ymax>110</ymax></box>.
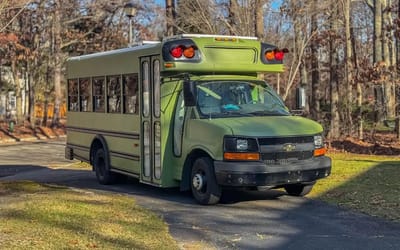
<box><xmin>0</xmin><ymin>163</ymin><xmax>287</xmax><ymax>205</ymax></box>
<box><xmin>1</xmin><ymin>162</ymin><xmax>400</xmax><ymax>250</ymax></box>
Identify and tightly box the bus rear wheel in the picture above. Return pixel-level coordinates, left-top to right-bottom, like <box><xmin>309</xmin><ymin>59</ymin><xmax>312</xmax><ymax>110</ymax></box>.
<box><xmin>191</xmin><ymin>157</ymin><xmax>221</xmax><ymax>205</ymax></box>
<box><xmin>94</xmin><ymin>148</ymin><xmax>116</xmax><ymax>185</ymax></box>
<box><xmin>284</xmin><ymin>183</ymin><xmax>314</xmax><ymax>196</ymax></box>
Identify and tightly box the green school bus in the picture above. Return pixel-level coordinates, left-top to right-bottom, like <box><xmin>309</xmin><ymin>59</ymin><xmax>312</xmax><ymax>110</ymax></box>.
<box><xmin>65</xmin><ymin>34</ymin><xmax>331</xmax><ymax>205</ymax></box>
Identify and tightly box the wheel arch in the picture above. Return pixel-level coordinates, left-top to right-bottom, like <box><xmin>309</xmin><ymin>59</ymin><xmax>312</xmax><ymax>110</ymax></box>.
<box><xmin>180</xmin><ymin>148</ymin><xmax>213</xmax><ymax>191</ymax></box>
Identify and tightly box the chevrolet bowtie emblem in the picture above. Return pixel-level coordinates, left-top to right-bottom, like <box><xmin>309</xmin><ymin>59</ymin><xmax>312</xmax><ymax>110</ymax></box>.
<box><xmin>282</xmin><ymin>143</ymin><xmax>296</xmax><ymax>152</ymax></box>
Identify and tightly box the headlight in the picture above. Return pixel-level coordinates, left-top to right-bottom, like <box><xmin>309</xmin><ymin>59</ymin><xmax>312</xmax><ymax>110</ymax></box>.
<box><xmin>313</xmin><ymin>134</ymin><xmax>327</xmax><ymax>157</ymax></box>
<box><xmin>223</xmin><ymin>137</ymin><xmax>260</xmax><ymax>161</ymax></box>
<box><xmin>236</xmin><ymin>139</ymin><xmax>248</xmax><ymax>150</ymax></box>
<box><xmin>314</xmin><ymin>135</ymin><xmax>323</xmax><ymax>148</ymax></box>
<box><xmin>224</xmin><ymin>137</ymin><xmax>258</xmax><ymax>152</ymax></box>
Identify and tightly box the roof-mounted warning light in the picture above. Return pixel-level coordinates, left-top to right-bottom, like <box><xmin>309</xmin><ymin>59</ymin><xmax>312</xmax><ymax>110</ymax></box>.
<box><xmin>162</xmin><ymin>39</ymin><xmax>201</xmax><ymax>62</ymax></box>
<box><xmin>170</xmin><ymin>45</ymin><xmax>196</xmax><ymax>59</ymax></box>
<box><xmin>264</xmin><ymin>48</ymin><xmax>289</xmax><ymax>62</ymax></box>
<box><xmin>260</xmin><ymin>42</ymin><xmax>288</xmax><ymax>64</ymax></box>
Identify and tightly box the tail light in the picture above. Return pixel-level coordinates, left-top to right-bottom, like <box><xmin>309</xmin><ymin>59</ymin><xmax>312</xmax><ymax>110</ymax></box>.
<box><xmin>170</xmin><ymin>46</ymin><xmax>183</xmax><ymax>58</ymax></box>
<box><xmin>183</xmin><ymin>46</ymin><xmax>195</xmax><ymax>58</ymax></box>
<box><xmin>261</xmin><ymin>42</ymin><xmax>288</xmax><ymax>64</ymax></box>
<box><xmin>274</xmin><ymin>50</ymin><xmax>285</xmax><ymax>60</ymax></box>
<box><xmin>170</xmin><ymin>45</ymin><xmax>196</xmax><ymax>59</ymax></box>
<box><xmin>264</xmin><ymin>49</ymin><xmax>288</xmax><ymax>62</ymax></box>
<box><xmin>163</xmin><ymin>39</ymin><xmax>200</xmax><ymax>62</ymax></box>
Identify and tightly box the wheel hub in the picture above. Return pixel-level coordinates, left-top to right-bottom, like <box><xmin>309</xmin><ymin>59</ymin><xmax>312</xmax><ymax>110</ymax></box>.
<box><xmin>192</xmin><ymin>173</ymin><xmax>205</xmax><ymax>191</ymax></box>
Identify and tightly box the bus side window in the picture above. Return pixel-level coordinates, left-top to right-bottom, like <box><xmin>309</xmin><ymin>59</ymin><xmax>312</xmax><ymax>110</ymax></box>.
<box><xmin>123</xmin><ymin>74</ymin><xmax>138</xmax><ymax>114</ymax></box>
<box><xmin>107</xmin><ymin>75</ymin><xmax>121</xmax><ymax>113</ymax></box>
<box><xmin>93</xmin><ymin>77</ymin><xmax>105</xmax><ymax>112</ymax></box>
<box><xmin>68</xmin><ymin>79</ymin><xmax>78</xmax><ymax>111</ymax></box>
<box><xmin>79</xmin><ymin>78</ymin><xmax>91</xmax><ymax>112</ymax></box>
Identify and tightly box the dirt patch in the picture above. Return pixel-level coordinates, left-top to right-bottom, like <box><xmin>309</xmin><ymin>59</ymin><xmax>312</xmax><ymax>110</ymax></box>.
<box><xmin>329</xmin><ymin>132</ymin><xmax>400</xmax><ymax>155</ymax></box>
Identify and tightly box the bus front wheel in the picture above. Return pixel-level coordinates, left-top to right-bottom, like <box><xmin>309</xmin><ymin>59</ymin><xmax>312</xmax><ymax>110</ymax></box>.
<box><xmin>94</xmin><ymin>148</ymin><xmax>116</xmax><ymax>185</ymax></box>
<box><xmin>191</xmin><ymin>157</ymin><xmax>221</xmax><ymax>205</ymax></box>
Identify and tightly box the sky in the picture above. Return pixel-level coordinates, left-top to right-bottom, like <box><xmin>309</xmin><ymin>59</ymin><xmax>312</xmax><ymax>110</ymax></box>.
<box><xmin>154</xmin><ymin>0</ymin><xmax>164</xmax><ymax>7</ymax></box>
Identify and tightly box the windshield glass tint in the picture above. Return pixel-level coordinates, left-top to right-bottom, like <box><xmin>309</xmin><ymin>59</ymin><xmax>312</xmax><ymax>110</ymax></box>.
<box><xmin>196</xmin><ymin>80</ymin><xmax>290</xmax><ymax>118</ymax></box>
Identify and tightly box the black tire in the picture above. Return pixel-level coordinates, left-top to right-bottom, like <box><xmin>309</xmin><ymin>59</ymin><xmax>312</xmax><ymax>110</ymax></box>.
<box><xmin>191</xmin><ymin>157</ymin><xmax>222</xmax><ymax>205</ymax></box>
<box><xmin>93</xmin><ymin>148</ymin><xmax>116</xmax><ymax>185</ymax></box>
<box><xmin>284</xmin><ymin>183</ymin><xmax>314</xmax><ymax>196</ymax></box>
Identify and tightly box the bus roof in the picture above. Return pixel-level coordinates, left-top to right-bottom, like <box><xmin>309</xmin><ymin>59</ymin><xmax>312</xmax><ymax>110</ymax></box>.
<box><xmin>163</xmin><ymin>34</ymin><xmax>258</xmax><ymax>42</ymax></box>
<box><xmin>67</xmin><ymin>34</ymin><xmax>286</xmax><ymax>78</ymax></box>
<box><xmin>67</xmin><ymin>43</ymin><xmax>160</xmax><ymax>62</ymax></box>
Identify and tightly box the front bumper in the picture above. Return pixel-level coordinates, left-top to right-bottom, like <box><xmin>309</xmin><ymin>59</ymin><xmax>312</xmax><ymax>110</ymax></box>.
<box><xmin>214</xmin><ymin>156</ymin><xmax>331</xmax><ymax>187</ymax></box>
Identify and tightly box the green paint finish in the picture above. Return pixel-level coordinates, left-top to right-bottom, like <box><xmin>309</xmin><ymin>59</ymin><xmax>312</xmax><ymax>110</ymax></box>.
<box><xmin>66</xmin><ymin>35</ymin><xmax>325</xmax><ymax>191</ymax></box>
<box><xmin>208</xmin><ymin>116</ymin><xmax>323</xmax><ymax>137</ymax></box>
<box><xmin>159</xmin><ymin>80</ymin><xmax>183</xmax><ymax>187</ymax></box>
<box><xmin>163</xmin><ymin>37</ymin><xmax>284</xmax><ymax>74</ymax></box>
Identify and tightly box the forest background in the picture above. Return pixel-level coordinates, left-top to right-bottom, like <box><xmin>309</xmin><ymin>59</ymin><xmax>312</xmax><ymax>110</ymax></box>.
<box><xmin>0</xmin><ymin>0</ymin><xmax>399</xmax><ymax>153</ymax></box>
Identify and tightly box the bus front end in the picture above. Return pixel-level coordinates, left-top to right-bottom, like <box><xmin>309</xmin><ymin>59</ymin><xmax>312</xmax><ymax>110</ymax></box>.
<box><xmin>181</xmin><ymin>77</ymin><xmax>331</xmax><ymax>204</ymax></box>
<box><xmin>161</xmin><ymin>35</ymin><xmax>331</xmax><ymax>205</ymax></box>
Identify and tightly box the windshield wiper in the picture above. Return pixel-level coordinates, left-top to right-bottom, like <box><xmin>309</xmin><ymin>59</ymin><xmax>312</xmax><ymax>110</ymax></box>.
<box><xmin>221</xmin><ymin>110</ymin><xmax>254</xmax><ymax>117</ymax></box>
<box><xmin>247</xmin><ymin>110</ymin><xmax>289</xmax><ymax>116</ymax></box>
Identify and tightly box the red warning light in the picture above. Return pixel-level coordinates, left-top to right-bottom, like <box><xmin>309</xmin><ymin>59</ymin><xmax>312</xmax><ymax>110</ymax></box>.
<box><xmin>274</xmin><ymin>51</ymin><xmax>285</xmax><ymax>61</ymax></box>
<box><xmin>170</xmin><ymin>46</ymin><xmax>183</xmax><ymax>58</ymax></box>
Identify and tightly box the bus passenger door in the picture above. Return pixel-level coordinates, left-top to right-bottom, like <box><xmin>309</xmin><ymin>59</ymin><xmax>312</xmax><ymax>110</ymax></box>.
<box><xmin>140</xmin><ymin>56</ymin><xmax>162</xmax><ymax>185</ymax></box>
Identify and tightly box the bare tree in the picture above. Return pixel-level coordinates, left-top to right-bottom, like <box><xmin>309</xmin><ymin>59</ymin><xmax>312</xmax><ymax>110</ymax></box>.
<box><xmin>254</xmin><ymin>0</ymin><xmax>265</xmax><ymax>39</ymax></box>
<box><xmin>310</xmin><ymin>0</ymin><xmax>320</xmax><ymax>120</ymax></box>
<box><xmin>165</xmin><ymin>0</ymin><xmax>176</xmax><ymax>36</ymax></box>
<box><xmin>175</xmin><ymin>0</ymin><xmax>219</xmax><ymax>34</ymax></box>
<box><xmin>343</xmin><ymin>0</ymin><xmax>354</xmax><ymax>135</ymax></box>
<box><xmin>329</xmin><ymin>3</ymin><xmax>341</xmax><ymax>139</ymax></box>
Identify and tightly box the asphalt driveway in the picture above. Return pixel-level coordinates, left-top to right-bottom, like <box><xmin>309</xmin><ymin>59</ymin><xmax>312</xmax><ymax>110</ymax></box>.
<box><xmin>1</xmin><ymin>140</ymin><xmax>400</xmax><ymax>249</ymax></box>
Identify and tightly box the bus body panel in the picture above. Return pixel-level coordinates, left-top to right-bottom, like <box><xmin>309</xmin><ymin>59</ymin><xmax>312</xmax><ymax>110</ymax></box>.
<box><xmin>159</xmin><ymin>80</ymin><xmax>184</xmax><ymax>187</ymax></box>
<box><xmin>66</xmin><ymin>112</ymin><xmax>141</xmax><ymax>174</ymax></box>
<box><xmin>162</xmin><ymin>37</ymin><xmax>284</xmax><ymax>74</ymax></box>
<box><xmin>207</xmin><ymin>116</ymin><xmax>323</xmax><ymax>137</ymax></box>
<box><xmin>65</xmin><ymin>34</ymin><xmax>331</xmax><ymax>204</ymax></box>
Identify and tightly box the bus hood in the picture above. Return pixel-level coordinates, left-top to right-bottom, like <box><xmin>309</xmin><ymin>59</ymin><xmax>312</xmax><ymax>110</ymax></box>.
<box><xmin>210</xmin><ymin>116</ymin><xmax>323</xmax><ymax>137</ymax></box>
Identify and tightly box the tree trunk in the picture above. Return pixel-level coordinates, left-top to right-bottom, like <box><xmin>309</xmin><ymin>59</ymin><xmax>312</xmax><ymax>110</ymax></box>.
<box><xmin>228</xmin><ymin>0</ymin><xmax>239</xmax><ymax>35</ymax></box>
<box><xmin>373</xmin><ymin>0</ymin><xmax>385</xmax><ymax>123</ymax></box>
<box><xmin>329</xmin><ymin>4</ymin><xmax>340</xmax><ymax>139</ymax></box>
<box><xmin>165</xmin><ymin>0</ymin><xmax>175</xmax><ymax>36</ymax></box>
<box><xmin>310</xmin><ymin>0</ymin><xmax>319</xmax><ymax>121</ymax></box>
<box><xmin>254</xmin><ymin>0</ymin><xmax>264</xmax><ymax>39</ymax></box>
<box><xmin>374</xmin><ymin>0</ymin><xmax>383</xmax><ymax>63</ymax></box>
<box><xmin>351</xmin><ymin>23</ymin><xmax>363</xmax><ymax>140</ymax></box>
<box><xmin>344</xmin><ymin>0</ymin><xmax>353</xmax><ymax>135</ymax></box>
<box><xmin>28</xmin><ymin>64</ymin><xmax>36</xmax><ymax>129</ymax></box>
<box><xmin>382</xmin><ymin>0</ymin><xmax>396</xmax><ymax>119</ymax></box>
<box><xmin>397</xmin><ymin>0</ymin><xmax>400</xmax><ymax>140</ymax></box>
<box><xmin>11</xmin><ymin>60</ymin><xmax>23</xmax><ymax>125</ymax></box>
<box><xmin>52</xmin><ymin>1</ymin><xmax>62</xmax><ymax>127</ymax></box>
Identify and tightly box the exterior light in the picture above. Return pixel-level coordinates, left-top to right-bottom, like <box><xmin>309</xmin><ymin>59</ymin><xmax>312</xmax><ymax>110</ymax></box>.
<box><xmin>124</xmin><ymin>3</ymin><xmax>137</xmax><ymax>18</ymax></box>
<box><xmin>123</xmin><ymin>3</ymin><xmax>137</xmax><ymax>46</ymax></box>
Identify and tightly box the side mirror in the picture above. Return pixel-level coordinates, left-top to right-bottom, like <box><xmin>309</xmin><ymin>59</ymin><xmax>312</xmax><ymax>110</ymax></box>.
<box><xmin>296</xmin><ymin>86</ymin><xmax>306</xmax><ymax>110</ymax></box>
<box><xmin>183</xmin><ymin>76</ymin><xmax>197</xmax><ymax>106</ymax></box>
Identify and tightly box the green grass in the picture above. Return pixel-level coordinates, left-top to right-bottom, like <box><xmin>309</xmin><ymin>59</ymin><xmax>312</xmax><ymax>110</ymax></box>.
<box><xmin>1</xmin><ymin>154</ymin><xmax>399</xmax><ymax>249</ymax></box>
<box><xmin>0</xmin><ymin>181</ymin><xmax>178</xmax><ymax>250</ymax></box>
<box><xmin>310</xmin><ymin>153</ymin><xmax>400</xmax><ymax>222</ymax></box>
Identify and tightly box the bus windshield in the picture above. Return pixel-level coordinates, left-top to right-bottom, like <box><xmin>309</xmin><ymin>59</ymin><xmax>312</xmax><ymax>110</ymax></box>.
<box><xmin>196</xmin><ymin>80</ymin><xmax>290</xmax><ymax>118</ymax></box>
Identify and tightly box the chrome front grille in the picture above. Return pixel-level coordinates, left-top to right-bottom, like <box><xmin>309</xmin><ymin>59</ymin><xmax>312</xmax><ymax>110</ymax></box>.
<box><xmin>258</xmin><ymin>136</ymin><xmax>314</xmax><ymax>165</ymax></box>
